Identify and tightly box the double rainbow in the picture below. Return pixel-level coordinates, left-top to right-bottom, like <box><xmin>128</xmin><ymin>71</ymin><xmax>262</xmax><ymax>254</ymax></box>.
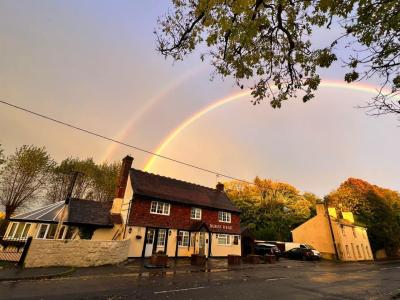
<box><xmin>143</xmin><ymin>80</ymin><xmax>390</xmax><ymax>172</ymax></box>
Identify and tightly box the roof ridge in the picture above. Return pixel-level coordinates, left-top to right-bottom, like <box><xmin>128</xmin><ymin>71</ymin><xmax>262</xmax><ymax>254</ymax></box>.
<box><xmin>131</xmin><ymin>168</ymin><xmax>219</xmax><ymax>192</ymax></box>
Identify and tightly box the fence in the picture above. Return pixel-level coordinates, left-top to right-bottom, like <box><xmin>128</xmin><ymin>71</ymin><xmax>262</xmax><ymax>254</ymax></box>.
<box><xmin>0</xmin><ymin>236</ymin><xmax>32</xmax><ymax>266</ymax></box>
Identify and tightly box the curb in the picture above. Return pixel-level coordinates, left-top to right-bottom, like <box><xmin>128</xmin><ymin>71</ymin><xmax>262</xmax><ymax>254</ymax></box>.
<box><xmin>0</xmin><ymin>267</ymin><xmax>76</xmax><ymax>282</ymax></box>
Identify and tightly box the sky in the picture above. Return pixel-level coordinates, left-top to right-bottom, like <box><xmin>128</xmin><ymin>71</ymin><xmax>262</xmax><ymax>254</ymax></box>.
<box><xmin>0</xmin><ymin>1</ymin><xmax>399</xmax><ymax>197</ymax></box>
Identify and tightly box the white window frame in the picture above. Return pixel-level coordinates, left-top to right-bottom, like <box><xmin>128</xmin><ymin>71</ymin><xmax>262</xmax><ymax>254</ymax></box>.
<box><xmin>6</xmin><ymin>222</ymin><xmax>18</xmax><ymax>238</ymax></box>
<box><xmin>36</xmin><ymin>224</ymin><xmax>50</xmax><ymax>239</ymax></box>
<box><xmin>157</xmin><ymin>229</ymin><xmax>166</xmax><ymax>247</ymax></box>
<box><xmin>217</xmin><ymin>234</ymin><xmax>231</xmax><ymax>246</ymax></box>
<box><xmin>178</xmin><ymin>231</ymin><xmax>190</xmax><ymax>247</ymax></box>
<box><xmin>45</xmin><ymin>224</ymin><xmax>58</xmax><ymax>239</ymax></box>
<box><xmin>20</xmin><ymin>223</ymin><xmax>32</xmax><ymax>239</ymax></box>
<box><xmin>190</xmin><ymin>207</ymin><xmax>202</xmax><ymax>220</ymax></box>
<box><xmin>150</xmin><ymin>201</ymin><xmax>170</xmax><ymax>216</ymax></box>
<box><xmin>57</xmin><ymin>225</ymin><xmax>67</xmax><ymax>240</ymax></box>
<box><xmin>218</xmin><ymin>211</ymin><xmax>231</xmax><ymax>223</ymax></box>
<box><xmin>6</xmin><ymin>222</ymin><xmax>32</xmax><ymax>239</ymax></box>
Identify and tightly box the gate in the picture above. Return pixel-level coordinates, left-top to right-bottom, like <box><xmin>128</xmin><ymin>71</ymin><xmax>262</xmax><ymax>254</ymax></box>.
<box><xmin>0</xmin><ymin>236</ymin><xmax>32</xmax><ymax>267</ymax></box>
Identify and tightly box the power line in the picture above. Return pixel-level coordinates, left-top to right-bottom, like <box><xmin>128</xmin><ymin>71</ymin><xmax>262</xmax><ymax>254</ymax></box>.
<box><xmin>0</xmin><ymin>99</ymin><xmax>254</xmax><ymax>185</ymax></box>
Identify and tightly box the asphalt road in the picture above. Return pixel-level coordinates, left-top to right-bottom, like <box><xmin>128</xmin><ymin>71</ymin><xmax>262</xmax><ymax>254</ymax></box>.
<box><xmin>1</xmin><ymin>259</ymin><xmax>399</xmax><ymax>300</ymax></box>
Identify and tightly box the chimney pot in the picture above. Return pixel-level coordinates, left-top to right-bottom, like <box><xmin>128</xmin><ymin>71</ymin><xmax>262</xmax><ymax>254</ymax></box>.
<box><xmin>216</xmin><ymin>182</ymin><xmax>224</xmax><ymax>192</ymax></box>
<box><xmin>115</xmin><ymin>155</ymin><xmax>134</xmax><ymax>198</ymax></box>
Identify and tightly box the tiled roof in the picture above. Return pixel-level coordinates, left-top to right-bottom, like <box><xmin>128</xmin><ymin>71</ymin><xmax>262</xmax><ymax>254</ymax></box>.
<box><xmin>130</xmin><ymin>169</ymin><xmax>240</xmax><ymax>213</ymax></box>
<box><xmin>67</xmin><ymin>199</ymin><xmax>113</xmax><ymax>227</ymax></box>
<box><xmin>11</xmin><ymin>199</ymin><xmax>119</xmax><ymax>227</ymax></box>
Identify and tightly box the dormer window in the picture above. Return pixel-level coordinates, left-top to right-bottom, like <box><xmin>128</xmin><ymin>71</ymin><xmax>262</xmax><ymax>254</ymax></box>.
<box><xmin>191</xmin><ymin>207</ymin><xmax>202</xmax><ymax>220</ymax></box>
<box><xmin>218</xmin><ymin>211</ymin><xmax>231</xmax><ymax>223</ymax></box>
<box><xmin>150</xmin><ymin>201</ymin><xmax>170</xmax><ymax>216</ymax></box>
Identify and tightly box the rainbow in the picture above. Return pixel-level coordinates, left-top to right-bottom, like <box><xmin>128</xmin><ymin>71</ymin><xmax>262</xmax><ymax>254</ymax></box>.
<box><xmin>143</xmin><ymin>80</ymin><xmax>393</xmax><ymax>172</ymax></box>
<box><xmin>101</xmin><ymin>65</ymin><xmax>206</xmax><ymax>162</ymax></box>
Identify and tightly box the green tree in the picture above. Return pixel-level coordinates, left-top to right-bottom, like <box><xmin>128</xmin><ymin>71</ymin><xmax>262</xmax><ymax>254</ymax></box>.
<box><xmin>225</xmin><ymin>177</ymin><xmax>315</xmax><ymax>241</ymax></box>
<box><xmin>156</xmin><ymin>0</ymin><xmax>399</xmax><ymax>116</ymax></box>
<box><xmin>359</xmin><ymin>191</ymin><xmax>400</xmax><ymax>256</ymax></box>
<box><xmin>46</xmin><ymin>158</ymin><xmax>120</xmax><ymax>203</ymax></box>
<box><xmin>0</xmin><ymin>145</ymin><xmax>55</xmax><ymax>237</ymax></box>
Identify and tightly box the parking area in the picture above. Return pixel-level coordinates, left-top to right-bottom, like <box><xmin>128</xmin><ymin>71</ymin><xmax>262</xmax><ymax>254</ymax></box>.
<box><xmin>1</xmin><ymin>258</ymin><xmax>399</xmax><ymax>299</ymax></box>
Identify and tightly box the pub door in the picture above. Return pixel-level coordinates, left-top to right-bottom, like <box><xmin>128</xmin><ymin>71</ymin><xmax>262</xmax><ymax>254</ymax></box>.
<box><xmin>144</xmin><ymin>229</ymin><xmax>155</xmax><ymax>257</ymax></box>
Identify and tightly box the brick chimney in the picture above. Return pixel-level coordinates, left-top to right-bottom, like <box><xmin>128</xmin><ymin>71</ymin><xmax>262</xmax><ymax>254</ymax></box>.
<box><xmin>216</xmin><ymin>182</ymin><xmax>224</xmax><ymax>192</ymax></box>
<box><xmin>115</xmin><ymin>155</ymin><xmax>134</xmax><ymax>198</ymax></box>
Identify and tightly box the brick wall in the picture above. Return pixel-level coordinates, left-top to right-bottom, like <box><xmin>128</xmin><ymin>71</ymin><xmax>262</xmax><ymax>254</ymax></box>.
<box><xmin>128</xmin><ymin>197</ymin><xmax>241</xmax><ymax>234</ymax></box>
<box><xmin>24</xmin><ymin>239</ymin><xmax>129</xmax><ymax>268</ymax></box>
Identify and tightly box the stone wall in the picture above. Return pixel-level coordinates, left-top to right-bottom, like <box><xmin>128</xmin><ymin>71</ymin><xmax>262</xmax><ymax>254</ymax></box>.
<box><xmin>24</xmin><ymin>239</ymin><xmax>129</xmax><ymax>268</ymax></box>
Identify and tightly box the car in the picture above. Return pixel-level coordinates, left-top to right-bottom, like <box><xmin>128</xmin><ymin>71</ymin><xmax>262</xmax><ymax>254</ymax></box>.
<box><xmin>299</xmin><ymin>244</ymin><xmax>321</xmax><ymax>259</ymax></box>
<box><xmin>284</xmin><ymin>247</ymin><xmax>320</xmax><ymax>261</ymax></box>
<box><xmin>254</xmin><ymin>243</ymin><xmax>282</xmax><ymax>259</ymax></box>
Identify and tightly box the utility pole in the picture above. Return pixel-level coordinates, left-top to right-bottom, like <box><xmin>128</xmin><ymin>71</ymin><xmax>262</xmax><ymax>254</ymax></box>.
<box><xmin>54</xmin><ymin>171</ymin><xmax>81</xmax><ymax>239</ymax></box>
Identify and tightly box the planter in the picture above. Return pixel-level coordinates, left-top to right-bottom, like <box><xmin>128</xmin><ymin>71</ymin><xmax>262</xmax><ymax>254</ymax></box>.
<box><xmin>150</xmin><ymin>254</ymin><xmax>168</xmax><ymax>267</ymax></box>
<box><xmin>263</xmin><ymin>254</ymin><xmax>276</xmax><ymax>264</ymax></box>
<box><xmin>246</xmin><ymin>255</ymin><xmax>261</xmax><ymax>264</ymax></box>
<box><xmin>191</xmin><ymin>254</ymin><xmax>207</xmax><ymax>266</ymax></box>
<box><xmin>227</xmin><ymin>255</ymin><xmax>241</xmax><ymax>265</ymax></box>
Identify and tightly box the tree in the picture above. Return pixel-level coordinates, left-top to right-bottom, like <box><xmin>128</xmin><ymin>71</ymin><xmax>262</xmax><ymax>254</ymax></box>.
<box><xmin>225</xmin><ymin>177</ymin><xmax>316</xmax><ymax>241</ymax></box>
<box><xmin>0</xmin><ymin>144</ymin><xmax>5</xmax><ymax>165</ymax></box>
<box><xmin>156</xmin><ymin>0</ymin><xmax>399</xmax><ymax>116</ymax></box>
<box><xmin>46</xmin><ymin>158</ymin><xmax>120</xmax><ymax>203</ymax></box>
<box><xmin>326</xmin><ymin>178</ymin><xmax>400</xmax><ymax>256</ymax></box>
<box><xmin>0</xmin><ymin>145</ymin><xmax>55</xmax><ymax>237</ymax></box>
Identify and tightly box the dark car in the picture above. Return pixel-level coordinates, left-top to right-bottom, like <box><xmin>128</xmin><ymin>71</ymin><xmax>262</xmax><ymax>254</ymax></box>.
<box><xmin>284</xmin><ymin>247</ymin><xmax>320</xmax><ymax>261</ymax></box>
<box><xmin>254</xmin><ymin>243</ymin><xmax>282</xmax><ymax>258</ymax></box>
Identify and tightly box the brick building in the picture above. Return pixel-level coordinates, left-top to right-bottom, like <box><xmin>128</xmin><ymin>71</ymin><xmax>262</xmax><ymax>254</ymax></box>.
<box><xmin>113</xmin><ymin>156</ymin><xmax>242</xmax><ymax>258</ymax></box>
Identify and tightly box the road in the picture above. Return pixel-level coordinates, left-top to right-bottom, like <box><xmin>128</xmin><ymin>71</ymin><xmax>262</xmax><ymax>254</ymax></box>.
<box><xmin>1</xmin><ymin>259</ymin><xmax>399</xmax><ymax>299</ymax></box>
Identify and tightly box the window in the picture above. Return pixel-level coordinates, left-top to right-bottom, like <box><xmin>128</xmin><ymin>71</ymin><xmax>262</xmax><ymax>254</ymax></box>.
<box><xmin>21</xmin><ymin>224</ymin><xmax>31</xmax><ymax>238</ymax></box>
<box><xmin>345</xmin><ymin>245</ymin><xmax>351</xmax><ymax>257</ymax></box>
<box><xmin>178</xmin><ymin>231</ymin><xmax>189</xmax><ymax>247</ymax></box>
<box><xmin>218</xmin><ymin>211</ymin><xmax>231</xmax><ymax>223</ymax></box>
<box><xmin>7</xmin><ymin>222</ymin><xmax>18</xmax><ymax>238</ymax></box>
<box><xmin>352</xmin><ymin>227</ymin><xmax>357</xmax><ymax>238</ymax></box>
<box><xmin>356</xmin><ymin>245</ymin><xmax>362</xmax><ymax>258</ymax></box>
<box><xmin>14</xmin><ymin>223</ymin><xmax>24</xmax><ymax>238</ymax></box>
<box><xmin>341</xmin><ymin>225</ymin><xmax>346</xmax><ymax>237</ymax></box>
<box><xmin>36</xmin><ymin>224</ymin><xmax>49</xmax><ymax>239</ymax></box>
<box><xmin>191</xmin><ymin>208</ymin><xmax>202</xmax><ymax>220</ymax></box>
<box><xmin>7</xmin><ymin>222</ymin><xmax>32</xmax><ymax>239</ymax></box>
<box><xmin>146</xmin><ymin>229</ymin><xmax>155</xmax><ymax>244</ymax></box>
<box><xmin>46</xmin><ymin>224</ymin><xmax>57</xmax><ymax>239</ymax></box>
<box><xmin>157</xmin><ymin>229</ymin><xmax>166</xmax><ymax>247</ymax></box>
<box><xmin>57</xmin><ymin>225</ymin><xmax>67</xmax><ymax>239</ymax></box>
<box><xmin>150</xmin><ymin>201</ymin><xmax>170</xmax><ymax>216</ymax></box>
<box><xmin>217</xmin><ymin>234</ymin><xmax>231</xmax><ymax>245</ymax></box>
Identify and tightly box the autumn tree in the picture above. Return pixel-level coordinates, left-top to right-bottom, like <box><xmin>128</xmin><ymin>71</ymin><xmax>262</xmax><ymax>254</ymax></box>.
<box><xmin>326</xmin><ymin>178</ymin><xmax>400</xmax><ymax>256</ymax></box>
<box><xmin>156</xmin><ymin>0</ymin><xmax>400</xmax><ymax>116</ymax></box>
<box><xmin>46</xmin><ymin>158</ymin><xmax>120</xmax><ymax>203</ymax></box>
<box><xmin>225</xmin><ymin>177</ymin><xmax>317</xmax><ymax>241</ymax></box>
<box><xmin>0</xmin><ymin>145</ymin><xmax>55</xmax><ymax>237</ymax></box>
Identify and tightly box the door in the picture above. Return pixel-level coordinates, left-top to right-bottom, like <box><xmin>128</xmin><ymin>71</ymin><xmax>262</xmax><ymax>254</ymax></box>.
<box><xmin>199</xmin><ymin>232</ymin><xmax>206</xmax><ymax>256</ymax></box>
<box><xmin>155</xmin><ymin>229</ymin><xmax>167</xmax><ymax>253</ymax></box>
<box><xmin>145</xmin><ymin>229</ymin><xmax>155</xmax><ymax>257</ymax></box>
